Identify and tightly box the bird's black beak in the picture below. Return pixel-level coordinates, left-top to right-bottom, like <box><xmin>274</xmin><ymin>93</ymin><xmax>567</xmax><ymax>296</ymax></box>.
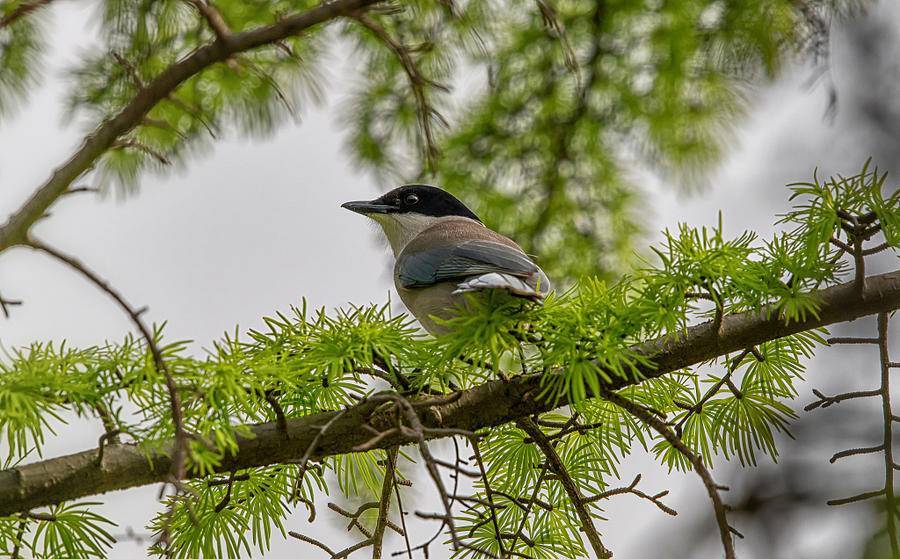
<box><xmin>341</xmin><ymin>200</ymin><xmax>395</xmax><ymax>215</ymax></box>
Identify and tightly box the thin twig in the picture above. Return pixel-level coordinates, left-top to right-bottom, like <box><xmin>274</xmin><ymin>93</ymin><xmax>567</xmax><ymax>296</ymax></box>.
<box><xmin>23</xmin><ymin>238</ymin><xmax>190</xmax><ymax>549</ymax></box>
<box><xmin>0</xmin><ymin>291</ymin><xmax>22</xmax><ymax>318</ymax></box>
<box><xmin>187</xmin><ymin>0</ymin><xmax>232</xmax><ymax>42</ymax></box>
<box><xmin>582</xmin><ymin>474</ymin><xmax>677</xmax><ymax>516</ymax></box>
<box><xmin>828</xmin><ymin>488</ymin><xmax>885</xmax><ymax>506</ymax></box>
<box><xmin>604</xmin><ymin>390</ymin><xmax>736</xmax><ymax>559</ymax></box>
<box><xmin>351</xmin><ymin>13</ymin><xmax>448</xmax><ymax>171</ymax></box>
<box><xmin>372</xmin><ymin>448</ymin><xmax>400</xmax><ymax>559</ymax></box>
<box><xmin>264</xmin><ymin>389</ymin><xmax>288</xmax><ymax>434</ymax></box>
<box><xmin>829</xmin><ymin>444</ymin><xmax>884</xmax><ymax>463</ymax></box>
<box><xmin>517</xmin><ymin>417</ymin><xmax>612</xmax><ymax>558</ymax></box>
<box><xmin>804</xmin><ymin>388</ymin><xmax>881</xmax><ymax>411</ymax></box>
<box><xmin>469</xmin><ymin>437</ymin><xmax>507</xmax><ymax>557</ymax></box>
<box><xmin>675</xmin><ymin>348</ymin><xmax>752</xmax><ymax>436</ymax></box>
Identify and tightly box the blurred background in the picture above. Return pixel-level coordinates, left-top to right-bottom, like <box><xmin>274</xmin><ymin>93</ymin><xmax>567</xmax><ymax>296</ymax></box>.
<box><xmin>1</xmin><ymin>0</ymin><xmax>899</xmax><ymax>557</ymax></box>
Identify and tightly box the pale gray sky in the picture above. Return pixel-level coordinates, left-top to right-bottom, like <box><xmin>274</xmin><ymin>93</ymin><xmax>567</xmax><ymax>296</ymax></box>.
<box><xmin>1</xmin><ymin>1</ymin><xmax>898</xmax><ymax>558</ymax></box>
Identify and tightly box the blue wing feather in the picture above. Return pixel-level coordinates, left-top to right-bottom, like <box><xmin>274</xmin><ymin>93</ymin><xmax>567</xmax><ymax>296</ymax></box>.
<box><xmin>397</xmin><ymin>240</ymin><xmax>539</xmax><ymax>289</ymax></box>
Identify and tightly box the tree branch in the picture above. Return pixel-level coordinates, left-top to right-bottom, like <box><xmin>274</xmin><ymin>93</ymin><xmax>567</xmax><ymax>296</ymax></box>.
<box><xmin>877</xmin><ymin>312</ymin><xmax>898</xmax><ymax>555</ymax></box>
<box><xmin>0</xmin><ymin>271</ymin><xmax>898</xmax><ymax>515</ymax></box>
<box><xmin>516</xmin><ymin>417</ymin><xmax>612</xmax><ymax>558</ymax></box>
<box><xmin>0</xmin><ymin>0</ymin><xmax>384</xmax><ymax>253</ymax></box>
<box><xmin>0</xmin><ymin>0</ymin><xmax>52</xmax><ymax>29</ymax></box>
<box><xmin>602</xmin><ymin>391</ymin><xmax>736</xmax><ymax>559</ymax></box>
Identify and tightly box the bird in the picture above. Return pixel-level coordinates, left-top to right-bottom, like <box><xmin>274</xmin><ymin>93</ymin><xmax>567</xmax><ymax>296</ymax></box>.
<box><xmin>342</xmin><ymin>184</ymin><xmax>550</xmax><ymax>335</ymax></box>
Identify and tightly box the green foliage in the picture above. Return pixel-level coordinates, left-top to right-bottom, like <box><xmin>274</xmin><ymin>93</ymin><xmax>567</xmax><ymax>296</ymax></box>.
<box><xmin>780</xmin><ymin>158</ymin><xmax>900</xmax><ymax>253</ymax></box>
<box><xmin>0</xmin><ymin>1</ymin><xmax>46</xmax><ymax>118</ymax></box>
<box><xmin>149</xmin><ymin>465</ymin><xmax>298</xmax><ymax>558</ymax></box>
<box><xmin>343</xmin><ymin>0</ymin><xmax>862</xmax><ymax>282</ymax></box>
<box><xmin>0</xmin><ymin>503</ymin><xmax>117</xmax><ymax>559</ymax></box>
<box><xmin>0</xmin><ymin>164</ymin><xmax>893</xmax><ymax>557</ymax></box>
<box><xmin>0</xmin><ymin>0</ymin><xmax>895</xmax><ymax>554</ymax></box>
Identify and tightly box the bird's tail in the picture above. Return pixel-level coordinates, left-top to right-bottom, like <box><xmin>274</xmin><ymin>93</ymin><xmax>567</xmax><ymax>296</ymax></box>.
<box><xmin>452</xmin><ymin>272</ymin><xmax>546</xmax><ymax>300</ymax></box>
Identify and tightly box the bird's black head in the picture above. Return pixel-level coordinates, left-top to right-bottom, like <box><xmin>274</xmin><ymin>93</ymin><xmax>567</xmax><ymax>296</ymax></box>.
<box><xmin>341</xmin><ymin>184</ymin><xmax>481</xmax><ymax>222</ymax></box>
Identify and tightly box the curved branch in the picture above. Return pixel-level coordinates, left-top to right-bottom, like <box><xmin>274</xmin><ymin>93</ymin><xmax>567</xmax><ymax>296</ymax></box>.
<box><xmin>0</xmin><ymin>0</ymin><xmax>52</xmax><ymax>29</ymax></box>
<box><xmin>0</xmin><ymin>271</ymin><xmax>898</xmax><ymax>515</ymax></box>
<box><xmin>0</xmin><ymin>0</ymin><xmax>383</xmax><ymax>252</ymax></box>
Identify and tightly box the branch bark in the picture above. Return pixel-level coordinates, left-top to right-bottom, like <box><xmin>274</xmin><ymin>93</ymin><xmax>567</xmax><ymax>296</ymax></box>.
<box><xmin>0</xmin><ymin>0</ymin><xmax>383</xmax><ymax>252</ymax></box>
<box><xmin>0</xmin><ymin>271</ymin><xmax>898</xmax><ymax>515</ymax></box>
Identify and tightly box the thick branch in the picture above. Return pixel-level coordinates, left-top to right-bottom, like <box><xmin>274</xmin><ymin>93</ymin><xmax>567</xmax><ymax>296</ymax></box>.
<box><xmin>0</xmin><ymin>271</ymin><xmax>898</xmax><ymax>514</ymax></box>
<box><xmin>0</xmin><ymin>0</ymin><xmax>383</xmax><ymax>253</ymax></box>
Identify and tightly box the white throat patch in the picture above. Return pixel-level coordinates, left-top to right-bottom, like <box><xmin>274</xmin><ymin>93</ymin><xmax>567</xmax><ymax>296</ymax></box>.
<box><xmin>369</xmin><ymin>212</ymin><xmax>442</xmax><ymax>256</ymax></box>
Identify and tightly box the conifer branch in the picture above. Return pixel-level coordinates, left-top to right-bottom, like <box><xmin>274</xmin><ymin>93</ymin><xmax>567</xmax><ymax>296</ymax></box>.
<box><xmin>350</xmin><ymin>13</ymin><xmax>447</xmax><ymax>171</ymax></box>
<box><xmin>0</xmin><ymin>0</ymin><xmax>385</xmax><ymax>253</ymax></box>
<box><xmin>603</xmin><ymin>391</ymin><xmax>736</xmax><ymax>559</ymax></box>
<box><xmin>0</xmin><ymin>271</ymin><xmax>897</xmax><ymax>516</ymax></box>
<box><xmin>675</xmin><ymin>347</ymin><xmax>754</xmax><ymax>436</ymax></box>
<box><xmin>517</xmin><ymin>416</ymin><xmax>613</xmax><ymax>558</ymax></box>
<box><xmin>0</xmin><ymin>0</ymin><xmax>52</xmax><ymax>29</ymax></box>
<box><xmin>23</xmin><ymin>239</ymin><xmax>190</xmax><ymax>483</ymax></box>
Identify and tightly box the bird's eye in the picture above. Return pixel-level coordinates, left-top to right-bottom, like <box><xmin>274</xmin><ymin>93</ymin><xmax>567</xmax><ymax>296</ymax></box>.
<box><xmin>405</xmin><ymin>194</ymin><xmax>419</xmax><ymax>205</ymax></box>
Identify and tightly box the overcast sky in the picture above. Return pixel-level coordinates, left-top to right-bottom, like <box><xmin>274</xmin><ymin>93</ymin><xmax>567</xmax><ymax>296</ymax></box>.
<box><xmin>0</xmin><ymin>1</ymin><xmax>898</xmax><ymax>558</ymax></box>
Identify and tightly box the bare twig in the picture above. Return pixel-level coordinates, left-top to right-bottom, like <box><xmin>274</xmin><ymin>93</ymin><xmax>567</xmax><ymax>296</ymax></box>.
<box><xmin>293</xmin><ymin>409</ymin><xmax>349</xmax><ymax>497</ymax></box>
<box><xmin>804</xmin><ymin>387</ymin><xmax>881</xmax><ymax>411</ymax></box>
<box><xmin>367</xmin><ymin>393</ymin><xmax>463</xmax><ymax>550</ymax></box>
<box><xmin>877</xmin><ymin>313</ymin><xmax>898</xmax><ymax>556</ymax></box>
<box><xmin>213</xmin><ymin>470</ymin><xmax>239</xmax><ymax>513</ymax></box>
<box><xmin>10</xmin><ymin>516</ymin><xmax>27</xmax><ymax>559</ymax></box>
<box><xmin>289</xmin><ymin>531</ymin><xmax>372</xmax><ymax>559</ymax></box>
<box><xmin>0</xmin><ymin>292</ymin><xmax>22</xmax><ymax>318</ymax></box>
<box><xmin>827</xmin><ymin>336</ymin><xmax>879</xmax><ymax>345</ymax></box>
<box><xmin>372</xmin><ymin>448</ymin><xmax>400</xmax><ymax>559</ymax></box>
<box><xmin>469</xmin><ymin>437</ymin><xmax>506</xmax><ymax>557</ymax></box>
<box><xmin>291</xmin><ymin>448</ymin><xmax>400</xmax><ymax>559</ymax></box>
<box><xmin>582</xmin><ymin>474</ymin><xmax>677</xmax><ymax>516</ymax></box>
<box><xmin>391</xmin><ymin>451</ymin><xmax>413</xmax><ymax>559</ymax></box>
<box><xmin>829</xmin><ymin>444</ymin><xmax>884</xmax><ymax>463</ymax></box>
<box><xmin>828</xmin><ymin>488</ymin><xmax>886</xmax><ymax>506</ymax></box>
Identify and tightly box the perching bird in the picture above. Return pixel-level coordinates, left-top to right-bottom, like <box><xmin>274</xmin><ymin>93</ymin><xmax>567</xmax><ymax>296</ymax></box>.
<box><xmin>342</xmin><ymin>185</ymin><xmax>550</xmax><ymax>334</ymax></box>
